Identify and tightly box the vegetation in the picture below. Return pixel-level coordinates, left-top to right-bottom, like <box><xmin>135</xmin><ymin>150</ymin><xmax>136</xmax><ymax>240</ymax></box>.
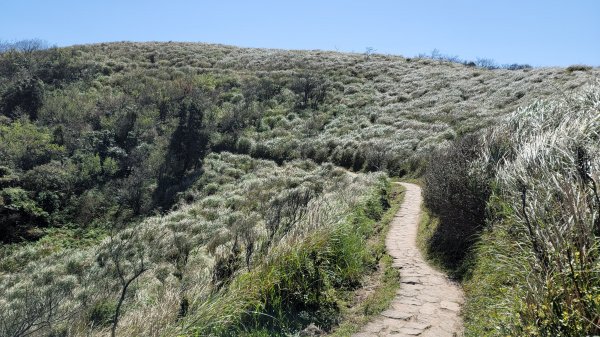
<box><xmin>418</xmin><ymin>48</ymin><xmax>532</xmax><ymax>70</ymax></box>
<box><xmin>1</xmin><ymin>153</ymin><xmax>387</xmax><ymax>336</ymax></box>
<box><xmin>422</xmin><ymin>134</ymin><xmax>491</xmax><ymax>276</ymax></box>
<box><xmin>424</xmin><ymin>83</ymin><xmax>600</xmax><ymax>336</ymax></box>
<box><xmin>330</xmin><ymin>183</ymin><xmax>405</xmax><ymax>336</ymax></box>
<box><xmin>0</xmin><ymin>40</ymin><xmax>598</xmax><ymax>336</ymax></box>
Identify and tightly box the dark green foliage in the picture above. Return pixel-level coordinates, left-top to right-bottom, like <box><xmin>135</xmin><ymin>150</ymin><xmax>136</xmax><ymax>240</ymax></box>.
<box><xmin>0</xmin><ymin>76</ymin><xmax>44</xmax><ymax>119</ymax></box>
<box><xmin>423</xmin><ymin>135</ymin><xmax>491</xmax><ymax>274</ymax></box>
<box><xmin>290</xmin><ymin>73</ymin><xmax>329</xmax><ymax>110</ymax></box>
<box><xmin>154</xmin><ymin>100</ymin><xmax>210</xmax><ymax>209</ymax></box>
<box><xmin>0</xmin><ymin>45</ymin><xmax>98</xmax><ymax>121</ymax></box>
<box><xmin>352</xmin><ymin>151</ymin><xmax>366</xmax><ymax>172</ymax></box>
<box><xmin>88</xmin><ymin>300</ymin><xmax>117</xmax><ymax>327</ymax></box>
<box><xmin>0</xmin><ymin>187</ymin><xmax>48</xmax><ymax>241</ymax></box>
<box><xmin>566</xmin><ymin>64</ymin><xmax>592</xmax><ymax>72</ymax></box>
<box><xmin>235</xmin><ymin>137</ymin><xmax>253</xmax><ymax>154</ymax></box>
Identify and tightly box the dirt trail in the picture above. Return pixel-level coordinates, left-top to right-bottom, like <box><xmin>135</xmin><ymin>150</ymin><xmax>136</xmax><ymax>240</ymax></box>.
<box><xmin>354</xmin><ymin>183</ymin><xmax>464</xmax><ymax>337</ymax></box>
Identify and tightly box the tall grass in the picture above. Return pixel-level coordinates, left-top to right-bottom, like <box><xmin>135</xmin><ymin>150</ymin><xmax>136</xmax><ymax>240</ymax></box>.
<box><xmin>0</xmin><ymin>153</ymin><xmax>378</xmax><ymax>336</ymax></box>
<box><xmin>465</xmin><ymin>83</ymin><xmax>600</xmax><ymax>336</ymax></box>
<box><xmin>174</xmin><ymin>177</ymin><xmax>392</xmax><ymax>336</ymax></box>
<box><xmin>0</xmin><ymin>153</ymin><xmax>387</xmax><ymax>336</ymax></box>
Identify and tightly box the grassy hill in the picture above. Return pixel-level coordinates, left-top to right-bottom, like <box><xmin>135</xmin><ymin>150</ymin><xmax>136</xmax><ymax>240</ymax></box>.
<box><xmin>0</xmin><ymin>41</ymin><xmax>598</xmax><ymax>336</ymax></box>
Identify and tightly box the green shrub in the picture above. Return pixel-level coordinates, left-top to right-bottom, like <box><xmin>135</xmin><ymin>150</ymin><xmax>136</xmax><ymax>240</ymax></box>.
<box><xmin>423</xmin><ymin>134</ymin><xmax>491</xmax><ymax>274</ymax></box>
<box><xmin>88</xmin><ymin>299</ymin><xmax>117</xmax><ymax>327</ymax></box>
<box><xmin>0</xmin><ymin>121</ymin><xmax>65</xmax><ymax>170</ymax></box>
<box><xmin>236</xmin><ymin>137</ymin><xmax>253</xmax><ymax>154</ymax></box>
<box><xmin>0</xmin><ymin>187</ymin><xmax>49</xmax><ymax>241</ymax></box>
<box><xmin>566</xmin><ymin>64</ymin><xmax>592</xmax><ymax>72</ymax></box>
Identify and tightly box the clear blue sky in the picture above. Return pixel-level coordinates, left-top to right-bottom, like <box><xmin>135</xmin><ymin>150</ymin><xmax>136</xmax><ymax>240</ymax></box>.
<box><xmin>2</xmin><ymin>0</ymin><xmax>599</xmax><ymax>66</ymax></box>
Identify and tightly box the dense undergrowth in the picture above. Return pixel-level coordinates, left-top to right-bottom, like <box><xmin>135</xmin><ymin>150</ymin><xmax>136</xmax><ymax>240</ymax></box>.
<box><xmin>176</xmin><ymin>178</ymin><xmax>393</xmax><ymax>336</ymax></box>
<box><xmin>328</xmin><ymin>183</ymin><xmax>404</xmax><ymax>336</ymax></box>
<box><xmin>1</xmin><ymin>153</ymin><xmax>386</xmax><ymax>336</ymax></box>
<box><xmin>423</xmin><ymin>84</ymin><xmax>600</xmax><ymax>336</ymax></box>
<box><xmin>0</xmin><ymin>41</ymin><xmax>598</xmax><ymax>336</ymax></box>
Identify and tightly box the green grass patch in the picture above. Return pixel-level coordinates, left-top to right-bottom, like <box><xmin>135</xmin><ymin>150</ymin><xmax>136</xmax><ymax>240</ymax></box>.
<box><xmin>0</xmin><ymin>225</ymin><xmax>106</xmax><ymax>273</ymax></box>
<box><xmin>462</xmin><ymin>227</ymin><xmax>522</xmax><ymax>337</ymax></box>
<box><xmin>327</xmin><ymin>183</ymin><xmax>405</xmax><ymax>336</ymax></box>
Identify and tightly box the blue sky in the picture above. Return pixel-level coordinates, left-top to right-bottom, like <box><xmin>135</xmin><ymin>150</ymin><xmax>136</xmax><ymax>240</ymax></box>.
<box><xmin>2</xmin><ymin>0</ymin><xmax>598</xmax><ymax>66</ymax></box>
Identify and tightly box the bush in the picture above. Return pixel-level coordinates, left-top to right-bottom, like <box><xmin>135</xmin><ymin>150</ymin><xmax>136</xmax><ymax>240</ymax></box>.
<box><xmin>88</xmin><ymin>299</ymin><xmax>117</xmax><ymax>327</ymax></box>
<box><xmin>0</xmin><ymin>76</ymin><xmax>44</xmax><ymax>119</ymax></box>
<box><xmin>422</xmin><ymin>134</ymin><xmax>491</xmax><ymax>272</ymax></box>
<box><xmin>235</xmin><ymin>137</ymin><xmax>253</xmax><ymax>154</ymax></box>
<box><xmin>566</xmin><ymin>64</ymin><xmax>592</xmax><ymax>72</ymax></box>
<box><xmin>464</xmin><ymin>84</ymin><xmax>600</xmax><ymax>336</ymax></box>
<box><xmin>502</xmin><ymin>63</ymin><xmax>532</xmax><ymax>70</ymax></box>
<box><xmin>0</xmin><ymin>121</ymin><xmax>65</xmax><ymax>170</ymax></box>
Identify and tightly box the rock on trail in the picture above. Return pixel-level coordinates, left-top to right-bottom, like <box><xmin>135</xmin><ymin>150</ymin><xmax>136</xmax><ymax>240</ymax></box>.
<box><xmin>354</xmin><ymin>183</ymin><xmax>464</xmax><ymax>337</ymax></box>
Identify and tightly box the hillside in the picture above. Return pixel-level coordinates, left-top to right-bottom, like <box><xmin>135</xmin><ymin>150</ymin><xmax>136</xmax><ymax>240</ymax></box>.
<box><xmin>0</xmin><ymin>42</ymin><xmax>598</xmax><ymax>336</ymax></box>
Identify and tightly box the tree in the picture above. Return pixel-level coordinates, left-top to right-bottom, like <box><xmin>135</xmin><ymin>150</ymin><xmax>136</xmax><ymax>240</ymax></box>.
<box><xmin>95</xmin><ymin>228</ymin><xmax>157</xmax><ymax>337</ymax></box>
<box><xmin>0</xmin><ymin>39</ymin><xmax>49</xmax><ymax>53</ymax></box>
<box><xmin>475</xmin><ymin>57</ymin><xmax>498</xmax><ymax>70</ymax></box>
<box><xmin>0</xmin><ymin>121</ymin><xmax>64</xmax><ymax>170</ymax></box>
<box><xmin>290</xmin><ymin>73</ymin><xmax>328</xmax><ymax>109</ymax></box>
<box><xmin>0</xmin><ymin>76</ymin><xmax>44</xmax><ymax>120</ymax></box>
<box><xmin>153</xmin><ymin>100</ymin><xmax>210</xmax><ymax>209</ymax></box>
<box><xmin>363</xmin><ymin>47</ymin><xmax>376</xmax><ymax>61</ymax></box>
<box><xmin>0</xmin><ymin>187</ymin><xmax>49</xmax><ymax>242</ymax></box>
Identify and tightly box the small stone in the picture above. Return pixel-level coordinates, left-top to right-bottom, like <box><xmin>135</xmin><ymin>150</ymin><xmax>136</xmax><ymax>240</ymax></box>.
<box><xmin>401</xmin><ymin>277</ymin><xmax>422</xmax><ymax>285</ymax></box>
<box><xmin>440</xmin><ymin>301</ymin><xmax>461</xmax><ymax>312</ymax></box>
<box><xmin>405</xmin><ymin>322</ymin><xmax>432</xmax><ymax>330</ymax></box>
<box><xmin>400</xmin><ymin>327</ymin><xmax>425</xmax><ymax>335</ymax></box>
<box><xmin>299</xmin><ymin>323</ymin><xmax>324</xmax><ymax>336</ymax></box>
<box><xmin>381</xmin><ymin>309</ymin><xmax>413</xmax><ymax>320</ymax></box>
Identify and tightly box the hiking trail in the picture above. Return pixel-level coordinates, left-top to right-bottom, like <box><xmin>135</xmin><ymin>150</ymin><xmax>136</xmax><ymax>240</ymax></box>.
<box><xmin>354</xmin><ymin>182</ymin><xmax>464</xmax><ymax>337</ymax></box>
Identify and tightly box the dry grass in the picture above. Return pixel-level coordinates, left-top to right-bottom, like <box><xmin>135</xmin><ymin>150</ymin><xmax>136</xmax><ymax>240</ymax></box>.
<box><xmin>1</xmin><ymin>41</ymin><xmax>598</xmax><ymax>336</ymax></box>
<box><xmin>70</xmin><ymin>42</ymin><xmax>600</xmax><ymax>174</ymax></box>
<box><xmin>0</xmin><ymin>153</ymin><xmax>383</xmax><ymax>337</ymax></box>
<box><xmin>465</xmin><ymin>82</ymin><xmax>600</xmax><ymax>336</ymax></box>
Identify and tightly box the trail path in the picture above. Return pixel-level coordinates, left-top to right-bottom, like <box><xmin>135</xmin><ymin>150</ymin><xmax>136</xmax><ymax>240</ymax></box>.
<box><xmin>354</xmin><ymin>183</ymin><xmax>464</xmax><ymax>337</ymax></box>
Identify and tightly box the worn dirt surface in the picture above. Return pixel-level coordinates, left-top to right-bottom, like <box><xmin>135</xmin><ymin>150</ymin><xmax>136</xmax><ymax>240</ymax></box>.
<box><xmin>354</xmin><ymin>183</ymin><xmax>464</xmax><ymax>337</ymax></box>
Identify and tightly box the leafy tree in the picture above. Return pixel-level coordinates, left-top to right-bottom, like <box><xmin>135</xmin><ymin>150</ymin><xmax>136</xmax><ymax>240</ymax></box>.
<box><xmin>154</xmin><ymin>100</ymin><xmax>210</xmax><ymax>209</ymax></box>
<box><xmin>0</xmin><ymin>121</ymin><xmax>64</xmax><ymax>170</ymax></box>
<box><xmin>22</xmin><ymin>161</ymin><xmax>74</xmax><ymax>215</ymax></box>
<box><xmin>290</xmin><ymin>73</ymin><xmax>328</xmax><ymax>109</ymax></box>
<box><xmin>0</xmin><ymin>187</ymin><xmax>48</xmax><ymax>242</ymax></box>
<box><xmin>0</xmin><ymin>76</ymin><xmax>44</xmax><ymax>119</ymax></box>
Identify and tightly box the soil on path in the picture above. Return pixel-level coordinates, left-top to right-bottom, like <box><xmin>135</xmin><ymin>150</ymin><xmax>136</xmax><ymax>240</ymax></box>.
<box><xmin>354</xmin><ymin>183</ymin><xmax>464</xmax><ymax>337</ymax></box>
